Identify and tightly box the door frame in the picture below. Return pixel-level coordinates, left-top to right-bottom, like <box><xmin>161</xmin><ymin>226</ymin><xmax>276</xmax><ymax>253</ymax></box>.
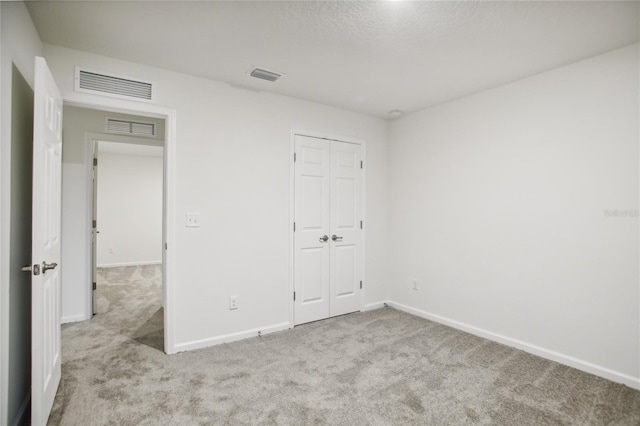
<box><xmin>289</xmin><ymin>129</ymin><xmax>366</xmax><ymax>328</ymax></box>
<box><xmin>64</xmin><ymin>93</ymin><xmax>177</xmax><ymax>354</ymax></box>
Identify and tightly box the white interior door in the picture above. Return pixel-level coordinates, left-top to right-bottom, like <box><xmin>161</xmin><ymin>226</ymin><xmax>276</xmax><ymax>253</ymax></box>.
<box><xmin>294</xmin><ymin>135</ymin><xmax>331</xmax><ymax>325</ymax></box>
<box><xmin>294</xmin><ymin>135</ymin><xmax>363</xmax><ymax>326</ymax></box>
<box><xmin>31</xmin><ymin>56</ymin><xmax>63</xmax><ymax>426</ymax></box>
<box><xmin>329</xmin><ymin>141</ymin><xmax>362</xmax><ymax>317</ymax></box>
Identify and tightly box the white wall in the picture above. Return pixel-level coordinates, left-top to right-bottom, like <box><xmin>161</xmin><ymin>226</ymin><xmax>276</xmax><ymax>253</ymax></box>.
<box><xmin>96</xmin><ymin>146</ymin><xmax>163</xmax><ymax>267</ymax></box>
<box><xmin>0</xmin><ymin>2</ymin><xmax>43</xmax><ymax>424</ymax></box>
<box><xmin>388</xmin><ymin>44</ymin><xmax>639</xmax><ymax>387</ymax></box>
<box><xmin>44</xmin><ymin>44</ymin><xmax>391</xmax><ymax>349</ymax></box>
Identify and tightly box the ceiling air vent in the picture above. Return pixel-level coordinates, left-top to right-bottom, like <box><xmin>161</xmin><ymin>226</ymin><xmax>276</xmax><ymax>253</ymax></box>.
<box><xmin>249</xmin><ymin>67</ymin><xmax>283</xmax><ymax>82</ymax></box>
<box><xmin>106</xmin><ymin>118</ymin><xmax>156</xmax><ymax>137</ymax></box>
<box><xmin>75</xmin><ymin>67</ymin><xmax>154</xmax><ymax>101</ymax></box>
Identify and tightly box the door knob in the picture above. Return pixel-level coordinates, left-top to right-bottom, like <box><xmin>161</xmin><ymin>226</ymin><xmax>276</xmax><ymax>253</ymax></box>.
<box><xmin>319</xmin><ymin>235</ymin><xmax>329</xmax><ymax>242</ymax></box>
<box><xmin>332</xmin><ymin>234</ymin><xmax>343</xmax><ymax>241</ymax></box>
<box><xmin>42</xmin><ymin>262</ymin><xmax>58</xmax><ymax>273</ymax></box>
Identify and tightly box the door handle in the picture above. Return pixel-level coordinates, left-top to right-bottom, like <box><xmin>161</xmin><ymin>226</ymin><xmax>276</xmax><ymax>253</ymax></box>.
<box><xmin>319</xmin><ymin>235</ymin><xmax>329</xmax><ymax>242</ymax></box>
<box><xmin>42</xmin><ymin>262</ymin><xmax>58</xmax><ymax>274</ymax></box>
<box><xmin>332</xmin><ymin>234</ymin><xmax>343</xmax><ymax>242</ymax></box>
<box><xmin>21</xmin><ymin>264</ymin><xmax>41</xmax><ymax>275</ymax></box>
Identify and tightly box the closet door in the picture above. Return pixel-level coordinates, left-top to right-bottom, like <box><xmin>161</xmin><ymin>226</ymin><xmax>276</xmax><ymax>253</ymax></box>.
<box><xmin>294</xmin><ymin>135</ymin><xmax>363</xmax><ymax>326</ymax></box>
<box><xmin>294</xmin><ymin>135</ymin><xmax>331</xmax><ymax>325</ymax></box>
<box><xmin>329</xmin><ymin>141</ymin><xmax>362</xmax><ymax>317</ymax></box>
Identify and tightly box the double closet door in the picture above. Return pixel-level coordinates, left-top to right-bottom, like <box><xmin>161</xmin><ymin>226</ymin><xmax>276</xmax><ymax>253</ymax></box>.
<box><xmin>294</xmin><ymin>134</ymin><xmax>363</xmax><ymax>326</ymax></box>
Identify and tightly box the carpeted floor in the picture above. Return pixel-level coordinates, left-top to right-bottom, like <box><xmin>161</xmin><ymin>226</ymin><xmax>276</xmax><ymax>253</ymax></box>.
<box><xmin>48</xmin><ymin>265</ymin><xmax>640</xmax><ymax>425</ymax></box>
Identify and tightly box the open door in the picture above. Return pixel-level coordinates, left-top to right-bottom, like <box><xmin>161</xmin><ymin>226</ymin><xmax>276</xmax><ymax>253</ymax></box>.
<box><xmin>91</xmin><ymin>146</ymin><xmax>98</xmax><ymax>315</ymax></box>
<box><xmin>30</xmin><ymin>56</ymin><xmax>63</xmax><ymax>426</ymax></box>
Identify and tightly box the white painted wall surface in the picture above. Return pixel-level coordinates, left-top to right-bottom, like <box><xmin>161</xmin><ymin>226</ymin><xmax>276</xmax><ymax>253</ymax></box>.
<box><xmin>44</xmin><ymin>44</ymin><xmax>391</xmax><ymax>349</ymax></box>
<box><xmin>96</xmin><ymin>146</ymin><xmax>163</xmax><ymax>267</ymax></box>
<box><xmin>388</xmin><ymin>44</ymin><xmax>639</xmax><ymax>385</ymax></box>
<box><xmin>0</xmin><ymin>3</ymin><xmax>43</xmax><ymax>424</ymax></box>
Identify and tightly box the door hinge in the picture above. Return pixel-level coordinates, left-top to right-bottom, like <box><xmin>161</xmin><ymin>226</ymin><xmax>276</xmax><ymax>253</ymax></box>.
<box><xmin>293</xmin><ymin>291</ymin><xmax>296</xmax><ymax>301</ymax></box>
<box><xmin>294</xmin><ymin>153</ymin><xmax>296</xmax><ymax>162</ymax></box>
<box><xmin>360</xmin><ymin>160</ymin><xmax>363</xmax><ymax>169</ymax></box>
<box><xmin>165</xmin><ymin>243</ymin><xmax>168</xmax><ymax>250</ymax></box>
<box><xmin>360</xmin><ymin>220</ymin><xmax>363</xmax><ymax>229</ymax></box>
<box><xmin>93</xmin><ymin>219</ymin><xmax>97</xmax><ymax>228</ymax></box>
<box><xmin>93</xmin><ymin>158</ymin><xmax>98</xmax><ymax>166</ymax></box>
<box><xmin>93</xmin><ymin>282</ymin><xmax>97</xmax><ymax>290</ymax></box>
<box><xmin>360</xmin><ymin>280</ymin><xmax>363</xmax><ymax>289</ymax></box>
<box><xmin>293</xmin><ymin>222</ymin><xmax>296</xmax><ymax>232</ymax></box>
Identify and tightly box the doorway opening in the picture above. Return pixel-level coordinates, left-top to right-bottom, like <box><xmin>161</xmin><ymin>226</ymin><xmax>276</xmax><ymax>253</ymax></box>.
<box><xmin>6</xmin><ymin>64</ymin><xmax>34</xmax><ymax>426</ymax></box>
<box><xmin>92</xmin><ymin>139</ymin><xmax>165</xmax><ymax>351</ymax></box>
<box><xmin>61</xmin><ymin>104</ymin><xmax>169</xmax><ymax>352</ymax></box>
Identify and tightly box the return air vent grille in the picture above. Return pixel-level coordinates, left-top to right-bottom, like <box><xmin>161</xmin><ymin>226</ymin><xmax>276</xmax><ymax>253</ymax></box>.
<box><xmin>249</xmin><ymin>67</ymin><xmax>283</xmax><ymax>82</ymax></box>
<box><xmin>76</xmin><ymin>68</ymin><xmax>153</xmax><ymax>101</ymax></box>
<box><xmin>106</xmin><ymin>118</ymin><xmax>155</xmax><ymax>137</ymax></box>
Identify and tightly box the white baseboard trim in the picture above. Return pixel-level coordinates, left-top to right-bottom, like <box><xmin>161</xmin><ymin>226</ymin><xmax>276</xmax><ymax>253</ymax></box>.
<box><xmin>173</xmin><ymin>322</ymin><xmax>291</xmax><ymax>353</ymax></box>
<box><xmin>61</xmin><ymin>313</ymin><xmax>89</xmax><ymax>324</ymax></box>
<box><xmin>364</xmin><ymin>301</ymin><xmax>387</xmax><ymax>311</ymax></box>
<box><xmin>10</xmin><ymin>391</ymin><xmax>30</xmax><ymax>426</ymax></box>
<box><xmin>386</xmin><ymin>300</ymin><xmax>640</xmax><ymax>391</ymax></box>
<box><xmin>97</xmin><ymin>260</ymin><xmax>162</xmax><ymax>268</ymax></box>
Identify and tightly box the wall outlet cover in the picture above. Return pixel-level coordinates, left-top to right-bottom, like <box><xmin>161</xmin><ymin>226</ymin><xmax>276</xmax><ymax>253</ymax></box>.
<box><xmin>186</xmin><ymin>212</ymin><xmax>200</xmax><ymax>227</ymax></box>
<box><xmin>229</xmin><ymin>295</ymin><xmax>238</xmax><ymax>310</ymax></box>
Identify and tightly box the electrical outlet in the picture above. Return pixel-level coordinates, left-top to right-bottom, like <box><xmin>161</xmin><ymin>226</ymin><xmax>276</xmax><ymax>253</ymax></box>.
<box><xmin>229</xmin><ymin>295</ymin><xmax>238</xmax><ymax>310</ymax></box>
<box><xmin>412</xmin><ymin>279</ymin><xmax>418</xmax><ymax>291</ymax></box>
<box><xmin>185</xmin><ymin>212</ymin><xmax>200</xmax><ymax>227</ymax></box>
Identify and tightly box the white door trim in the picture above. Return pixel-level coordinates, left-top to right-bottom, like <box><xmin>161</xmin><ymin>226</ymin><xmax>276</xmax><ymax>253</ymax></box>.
<box><xmin>63</xmin><ymin>93</ymin><xmax>177</xmax><ymax>354</ymax></box>
<box><xmin>289</xmin><ymin>129</ymin><xmax>366</xmax><ymax>328</ymax></box>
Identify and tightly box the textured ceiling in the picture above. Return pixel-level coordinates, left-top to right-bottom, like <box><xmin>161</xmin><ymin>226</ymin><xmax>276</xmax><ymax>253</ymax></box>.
<box><xmin>26</xmin><ymin>1</ymin><xmax>640</xmax><ymax>118</ymax></box>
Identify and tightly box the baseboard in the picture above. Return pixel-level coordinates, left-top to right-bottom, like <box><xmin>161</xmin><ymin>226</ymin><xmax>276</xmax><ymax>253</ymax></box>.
<box><xmin>386</xmin><ymin>301</ymin><xmax>640</xmax><ymax>391</ymax></box>
<box><xmin>10</xmin><ymin>391</ymin><xmax>30</xmax><ymax>426</ymax></box>
<box><xmin>61</xmin><ymin>313</ymin><xmax>89</xmax><ymax>324</ymax></box>
<box><xmin>173</xmin><ymin>322</ymin><xmax>291</xmax><ymax>353</ymax></box>
<box><xmin>364</xmin><ymin>301</ymin><xmax>387</xmax><ymax>311</ymax></box>
<box><xmin>97</xmin><ymin>260</ymin><xmax>162</xmax><ymax>268</ymax></box>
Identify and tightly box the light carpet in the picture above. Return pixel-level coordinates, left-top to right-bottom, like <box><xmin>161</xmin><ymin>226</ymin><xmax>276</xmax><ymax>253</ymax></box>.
<box><xmin>48</xmin><ymin>265</ymin><xmax>640</xmax><ymax>425</ymax></box>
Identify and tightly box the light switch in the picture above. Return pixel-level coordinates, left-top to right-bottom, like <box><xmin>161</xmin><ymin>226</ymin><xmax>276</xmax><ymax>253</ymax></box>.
<box><xmin>185</xmin><ymin>213</ymin><xmax>200</xmax><ymax>227</ymax></box>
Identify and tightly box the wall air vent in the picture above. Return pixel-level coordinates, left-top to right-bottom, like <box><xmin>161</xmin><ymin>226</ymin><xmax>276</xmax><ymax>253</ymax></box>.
<box><xmin>75</xmin><ymin>67</ymin><xmax>154</xmax><ymax>101</ymax></box>
<box><xmin>249</xmin><ymin>67</ymin><xmax>283</xmax><ymax>82</ymax></box>
<box><xmin>106</xmin><ymin>118</ymin><xmax>156</xmax><ymax>137</ymax></box>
